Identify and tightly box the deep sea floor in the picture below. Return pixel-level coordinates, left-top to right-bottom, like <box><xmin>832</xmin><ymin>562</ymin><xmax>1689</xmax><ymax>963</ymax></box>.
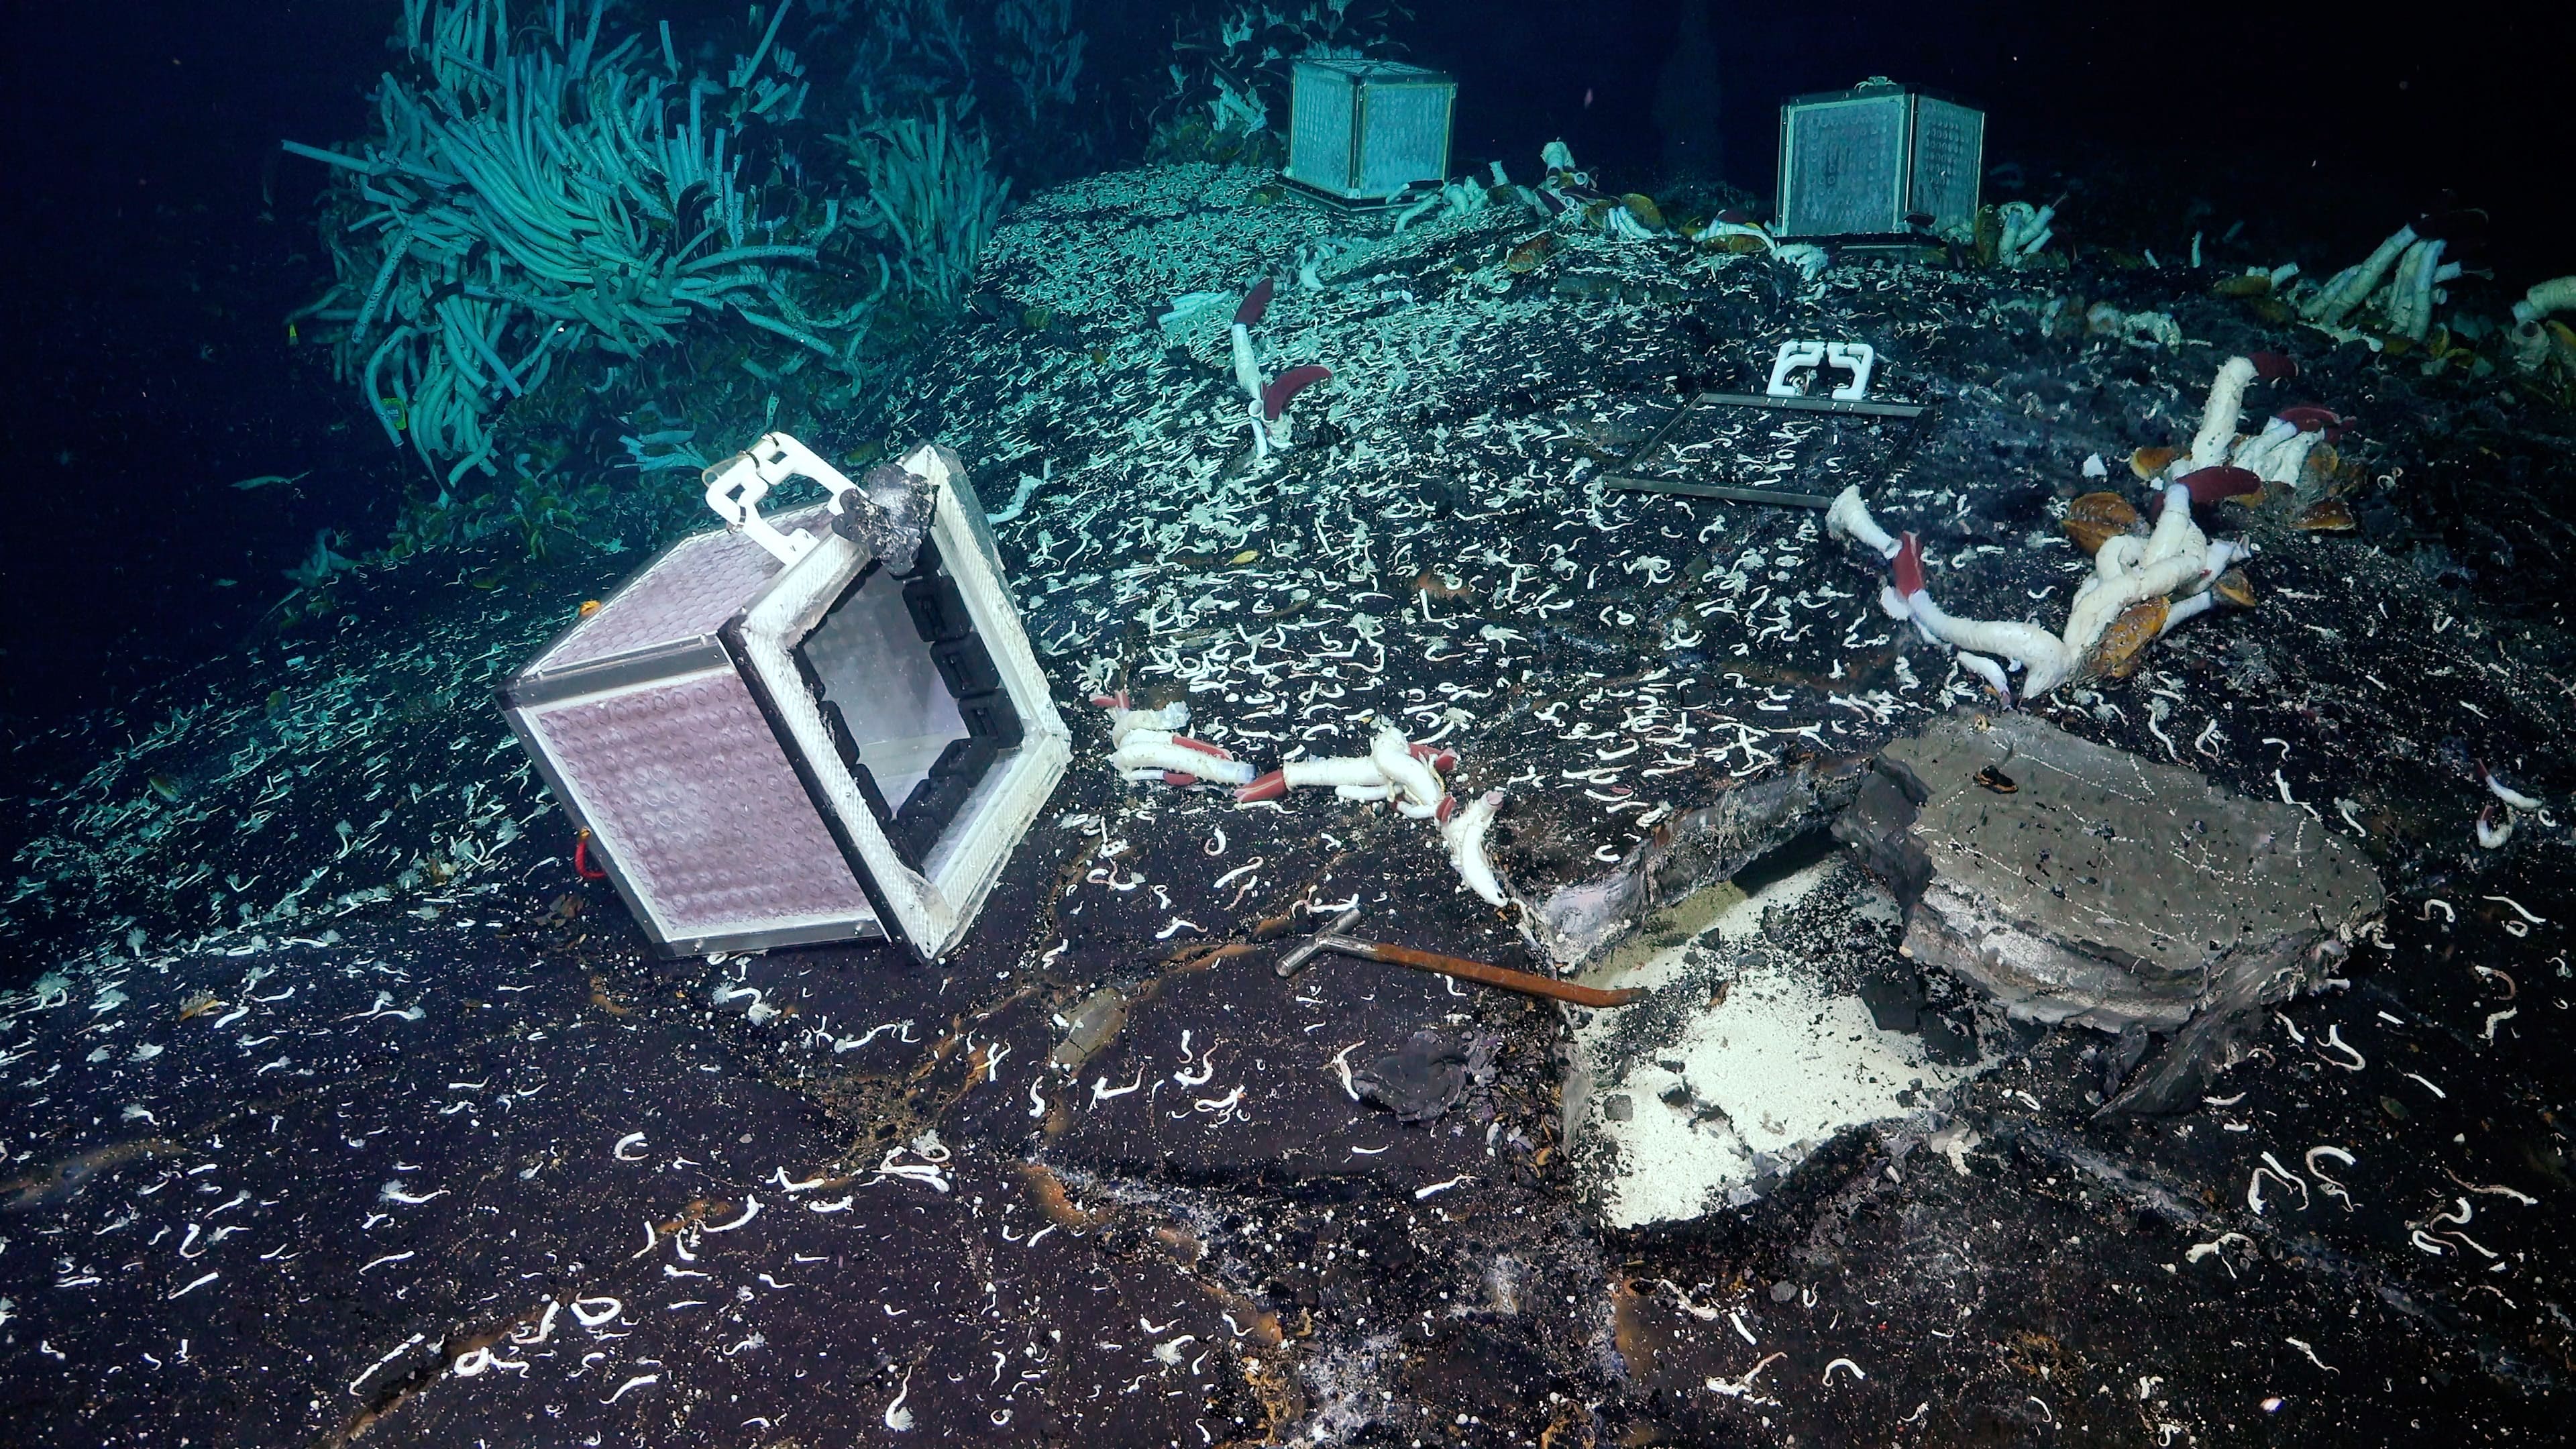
<box><xmin>3</xmin><ymin>162</ymin><xmax>2572</xmax><ymax>1446</ymax></box>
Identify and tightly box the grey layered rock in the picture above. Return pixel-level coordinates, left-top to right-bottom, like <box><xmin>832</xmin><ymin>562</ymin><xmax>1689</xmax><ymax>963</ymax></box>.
<box><xmin>1849</xmin><ymin>711</ymin><xmax>2382</xmax><ymax>1041</ymax></box>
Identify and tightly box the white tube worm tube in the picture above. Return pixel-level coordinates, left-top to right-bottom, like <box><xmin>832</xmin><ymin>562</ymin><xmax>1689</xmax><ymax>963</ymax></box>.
<box><xmin>2158</xmin><ymin>589</ymin><xmax>2220</xmax><ymax>637</ymax></box>
<box><xmin>1229</xmin><ymin>321</ymin><xmax>1263</xmax><ymax>401</ymax></box>
<box><xmin>1369</xmin><ymin>727</ymin><xmax>1446</xmax><ymax>812</ymax></box>
<box><xmin>2142</xmin><ymin>484</ymin><xmax>2198</xmax><ymax>566</ymax></box>
<box><xmin>1904</xmin><ymin>593</ymin><xmax>2073</xmax><ymax>697</ymax></box>
<box><xmin>2189</xmin><ymin>358</ymin><xmax>2259</xmax><ymax>471</ymax></box>
<box><xmin>1442</xmin><ymin>790</ymin><xmax>1507</xmax><ymax>906</ymax></box>
<box><xmin>1953</xmin><ymin>650</ymin><xmax>2012</xmax><ymax>702</ymax></box>
<box><xmin>2304</xmin><ymin>225</ymin><xmax>2416</xmax><ymax>325</ymax></box>
<box><xmin>1112</xmin><ymin>737</ymin><xmax>1255</xmax><ymax>785</ymax></box>
<box><xmin>2229</xmin><ymin>417</ymin><xmax>2299</xmax><ymax>478</ymax></box>
<box><xmin>2062</xmin><ymin>551</ymin><xmax>2204</xmax><ymax>659</ymax></box>
<box><xmin>2387</xmin><ymin>238</ymin><xmax>2445</xmax><ymax>342</ymax></box>
<box><xmin>1105</xmin><ymin>701</ymin><xmax>1189</xmax><ymax>747</ymax></box>
<box><xmin>1283</xmin><ymin>756</ymin><xmax>1387</xmax><ymax>790</ymax></box>
<box><xmin>2512</xmin><ymin>276</ymin><xmax>2576</xmax><ymax>326</ymax></box>
<box><xmin>1825</xmin><ymin>485</ymin><xmax>1900</xmax><ymax>558</ymax></box>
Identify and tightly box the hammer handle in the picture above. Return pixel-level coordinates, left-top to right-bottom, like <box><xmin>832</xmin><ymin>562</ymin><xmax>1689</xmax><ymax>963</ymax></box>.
<box><xmin>1357</xmin><ymin>942</ymin><xmax>1640</xmax><ymax>1009</ymax></box>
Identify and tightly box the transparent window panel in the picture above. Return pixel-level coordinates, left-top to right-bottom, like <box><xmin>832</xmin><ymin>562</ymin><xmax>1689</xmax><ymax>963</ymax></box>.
<box><xmin>1787</xmin><ymin>98</ymin><xmax>1904</xmax><ymax>235</ymax></box>
<box><xmin>798</xmin><ymin>566</ymin><xmax>965</xmax><ymax>812</ymax></box>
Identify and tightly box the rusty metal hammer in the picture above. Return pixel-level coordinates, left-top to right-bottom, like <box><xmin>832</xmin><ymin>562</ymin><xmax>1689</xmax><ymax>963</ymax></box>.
<box><xmin>1274</xmin><ymin>906</ymin><xmax>1639</xmax><ymax>1008</ymax></box>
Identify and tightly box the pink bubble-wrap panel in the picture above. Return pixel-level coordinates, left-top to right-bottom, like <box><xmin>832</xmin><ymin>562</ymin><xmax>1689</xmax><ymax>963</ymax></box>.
<box><xmin>527</xmin><ymin>665</ymin><xmax>873</xmax><ymax>939</ymax></box>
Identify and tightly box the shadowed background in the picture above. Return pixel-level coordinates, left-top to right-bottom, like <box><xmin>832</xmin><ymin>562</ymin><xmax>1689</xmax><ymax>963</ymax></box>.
<box><xmin>2</xmin><ymin>0</ymin><xmax>2565</xmax><ymax>731</ymax></box>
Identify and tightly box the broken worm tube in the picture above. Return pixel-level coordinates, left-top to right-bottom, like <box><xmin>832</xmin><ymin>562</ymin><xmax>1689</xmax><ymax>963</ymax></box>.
<box><xmin>1442</xmin><ymin>790</ymin><xmax>1507</xmax><ymax>906</ymax></box>
<box><xmin>1236</xmin><ymin>741</ymin><xmax>1462</xmax><ymax>803</ymax></box>
<box><xmin>1370</xmin><ymin>726</ymin><xmax>1448</xmax><ymax>816</ymax></box>
<box><xmin>1110</xmin><ymin>731</ymin><xmax>1255</xmax><ymax>785</ymax></box>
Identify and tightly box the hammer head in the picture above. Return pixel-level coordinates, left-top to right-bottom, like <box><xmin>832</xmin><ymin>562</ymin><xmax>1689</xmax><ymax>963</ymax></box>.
<box><xmin>1274</xmin><ymin>906</ymin><xmax>1362</xmax><ymax>977</ymax></box>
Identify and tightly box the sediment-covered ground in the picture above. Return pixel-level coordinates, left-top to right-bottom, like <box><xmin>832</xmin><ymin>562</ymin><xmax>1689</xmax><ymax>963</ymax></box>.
<box><xmin>3</xmin><ymin>162</ymin><xmax>2572</xmax><ymax>1446</ymax></box>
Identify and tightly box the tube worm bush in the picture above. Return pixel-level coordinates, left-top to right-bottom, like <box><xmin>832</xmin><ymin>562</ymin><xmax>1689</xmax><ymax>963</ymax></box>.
<box><xmin>287</xmin><ymin>0</ymin><xmax>879</xmax><ymax>488</ymax></box>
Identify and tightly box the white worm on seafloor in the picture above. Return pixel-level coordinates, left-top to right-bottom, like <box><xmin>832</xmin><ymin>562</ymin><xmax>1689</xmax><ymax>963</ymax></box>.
<box><xmin>2306</xmin><ymin>1146</ymin><xmax>2357</xmax><ymax>1210</ymax></box>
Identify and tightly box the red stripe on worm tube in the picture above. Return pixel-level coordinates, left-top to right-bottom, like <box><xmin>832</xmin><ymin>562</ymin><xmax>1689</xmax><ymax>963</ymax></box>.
<box><xmin>1892</xmin><ymin>531</ymin><xmax>1926</xmax><ymax>598</ymax></box>
<box><xmin>1235</xmin><ymin>769</ymin><xmax>1289</xmax><ymax>803</ymax></box>
<box><xmin>1408</xmin><ymin>743</ymin><xmax>1460</xmax><ymax>771</ymax></box>
<box><xmin>1171</xmin><ymin>736</ymin><xmax>1235</xmax><ymax>759</ymax></box>
<box><xmin>2274</xmin><ymin>405</ymin><xmax>2349</xmax><ymax>440</ymax></box>
<box><xmin>1234</xmin><ymin>278</ymin><xmax>1275</xmax><ymax>329</ymax></box>
<box><xmin>1263</xmin><ymin>365</ymin><xmax>1333</xmax><ymax>421</ymax></box>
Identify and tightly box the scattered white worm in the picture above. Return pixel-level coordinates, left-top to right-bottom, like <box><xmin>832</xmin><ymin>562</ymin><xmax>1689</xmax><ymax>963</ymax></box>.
<box><xmin>2318</xmin><ymin>1025</ymin><xmax>2365</xmax><ymax>1071</ymax></box>
<box><xmin>2485</xmin><ymin>1008</ymin><xmax>2520</xmax><ymax>1041</ymax></box>
<box><xmin>2286</xmin><ymin>1338</ymin><xmax>2338</xmax><ymax>1373</ymax></box>
<box><xmin>2186</xmin><ymin>1232</ymin><xmax>2253</xmax><ymax>1267</ymax></box>
<box><xmin>2306</xmin><ymin>1147</ymin><xmax>2356</xmax><ymax>1210</ymax></box>
<box><xmin>349</xmin><ymin>1333</ymin><xmax>427</xmax><ymax>1396</ymax></box>
<box><xmin>1729</xmin><ymin>1309</ymin><xmax>1757</xmax><ymax>1345</ymax></box>
<box><xmin>1822</xmin><ymin>1358</ymin><xmax>1866</xmax><ymax>1385</ymax></box>
<box><xmin>1703</xmin><ymin>1351</ymin><xmax>1784</xmax><ymax>1400</ymax></box>
<box><xmin>1415</xmin><ymin>1174</ymin><xmax>1470</xmax><ymax>1199</ymax></box>
<box><xmin>612</xmin><ymin>1132</ymin><xmax>647</xmax><ymax>1161</ymax></box>
<box><xmin>702</xmin><ymin>1196</ymin><xmax>761</xmax><ymax>1233</ymax></box>
<box><xmin>603</xmin><ymin>1373</ymin><xmax>658</xmax><ymax>1405</ymax></box>
<box><xmin>2485</xmin><ymin>773</ymin><xmax>2543</xmax><ymax>810</ymax></box>
<box><xmin>2481</xmin><ymin>894</ymin><xmax>2545</xmax><ymax>924</ymax></box>
<box><xmin>168</xmin><ymin>1271</ymin><xmax>219</xmax><ymax>1299</ymax></box>
<box><xmin>570</xmin><ymin>1296</ymin><xmax>623</xmax><ymax>1328</ymax></box>
<box><xmin>2402</xmin><ymin>1071</ymin><xmax>2446</xmax><ymax>1098</ymax></box>
<box><xmin>2445</xmin><ymin>1170</ymin><xmax>2538</xmax><ymax>1206</ymax></box>
<box><xmin>2261</xmin><ymin>1152</ymin><xmax>2310</xmax><ymax>1210</ymax></box>
<box><xmin>2248</xmin><ymin>1164</ymin><xmax>2304</xmax><ymax>1216</ymax></box>
<box><xmin>513</xmin><ymin>1300</ymin><xmax>561</xmax><ymax>1346</ymax></box>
